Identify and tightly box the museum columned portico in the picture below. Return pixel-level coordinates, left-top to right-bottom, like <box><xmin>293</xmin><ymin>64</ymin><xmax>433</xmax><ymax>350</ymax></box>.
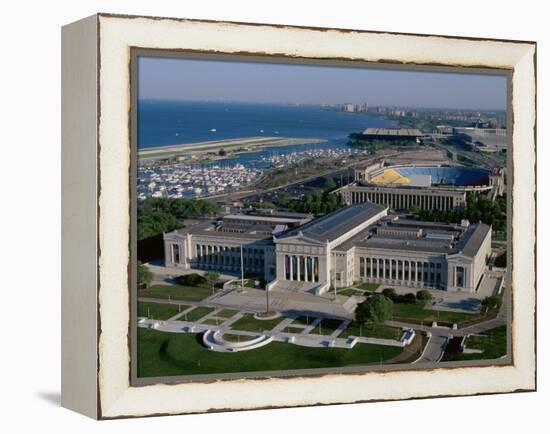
<box><xmin>283</xmin><ymin>255</ymin><xmax>320</xmax><ymax>282</ymax></box>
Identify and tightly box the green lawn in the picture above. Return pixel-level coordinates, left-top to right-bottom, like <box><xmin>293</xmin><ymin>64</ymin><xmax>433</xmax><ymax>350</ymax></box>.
<box><xmin>341</xmin><ymin>322</ymin><xmax>402</xmax><ymax>340</ymax></box>
<box><xmin>391</xmin><ymin>303</ymin><xmax>483</xmax><ymax>325</ymax></box>
<box><xmin>216</xmin><ymin>309</ymin><xmax>239</xmax><ymax>318</ymax></box>
<box><xmin>182</xmin><ymin>306</ymin><xmax>215</xmax><ymax>322</ymax></box>
<box><xmin>230</xmin><ymin>314</ymin><xmax>285</xmax><ymax>333</ymax></box>
<box><xmin>137</xmin><ymin>328</ymin><xmax>404</xmax><ymax>377</ymax></box>
<box><xmin>356</xmin><ymin>282</ymin><xmax>380</xmax><ymax>292</ymax></box>
<box><xmin>221</xmin><ymin>333</ymin><xmax>258</xmax><ymax>343</ymax></box>
<box><xmin>309</xmin><ymin>318</ymin><xmax>344</xmax><ymax>336</ymax></box>
<box><xmin>201</xmin><ymin>318</ymin><xmax>224</xmax><ymax>326</ymax></box>
<box><xmin>444</xmin><ymin>326</ymin><xmax>507</xmax><ymax>361</ymax></box>
<box><xmin>339</xmin><ymin>288</ymin><xmax>364</xmax><ymax>297</ymax></box>
<box><xmin>140</xmin><ymin>284</ymin><xmax>214</xmax><ymax>302</ymax></box>
<box><xmin>137</xmin><ymin>301</ymin><xmax>187</xmax><ymax>320</ymax></box>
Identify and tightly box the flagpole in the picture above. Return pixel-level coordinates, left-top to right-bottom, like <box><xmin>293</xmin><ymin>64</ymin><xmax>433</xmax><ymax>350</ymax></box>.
<box><xmin>240</xmin><ymin>244</ymin><xmax>244</xmax><ymax>289</ymax></box>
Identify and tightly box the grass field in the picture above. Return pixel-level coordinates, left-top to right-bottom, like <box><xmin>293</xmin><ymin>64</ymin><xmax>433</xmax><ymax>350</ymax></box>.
<box><xmin>356</xmin><ymin>282</ymin><xmax>380</xmax><ymax>292</ymax></box>
<box><xmin>444</xmin><ymin>326</ymin><xmax>507</xmax><ymax>361</ymax></box>
<box><xmin>137</xmin><ymin>302</ymin><xmax>186</xmax><ymax>320</ymax></box>
<box><xmin>201</xmin><ymin>318</ymin><xmax>224</xmax><ymax>326</ymax></box>
<box><xmin>341</xmin><ymin>322</ymin><xmax>402</xmax><ymax>340</ymax></box>
<box><xmin>183</xmin><ymin>306</ymin><xmax>215</xmax><ymax>322</ymax></box>
<box><xmin>139</xmin><ymin>284</ymin><xmax>213</xmax><ymax>302</ymax></box>
<box><xmin>216</xmin><ymin>309</ymin><xmax>239</xmax><ymax>318</ymax></box>
<box><xmin>391</xmin><ymin>303</ymin><xmax>483</xmax><ymax>324</ymax></box>
<box><xmin>221</xmin><ymin>333</ymin><xmax>258</xmax><ymax>343</ymax></box>
<box><xmin>338</xmin><ymin>288</ymin><xmax>364</xmax><ymax>297</ymax></box>
<box><xmin>137</xmin><ymin>328</ymin><xmax>404</xmax><ymax>377</ymax></box>
<box><xmin>230</xmin><ymin>314</ymin><xmax>285</xmax><ymax>333</ymax></box>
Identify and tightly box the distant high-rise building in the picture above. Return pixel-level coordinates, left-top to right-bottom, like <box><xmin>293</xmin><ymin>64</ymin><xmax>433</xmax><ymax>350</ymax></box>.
<box><xmin>344</xmin><ymin>103</ymin><xmax>356</xmax><ymax>112</ymax></box>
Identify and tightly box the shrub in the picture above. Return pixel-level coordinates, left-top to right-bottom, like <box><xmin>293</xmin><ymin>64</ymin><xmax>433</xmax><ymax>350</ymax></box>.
<box><xmin>401</xmin><ymin>292</ymin><xmax>417</xmax><ymax>304</ymax></box>
<box><xmin>137</xmin><ymin>262</ymin><xmax>153</xmax><ymax>288</ymax></box>
<box><xmin>481</xmin><ymin>295</ymin><xmax>502</xmax><ymax>312</ymax></box>
<box><xmin>175</xmin><ymin>273</ymin><xmax>206</xmax><ymax>287</ymax></box>
<box><xmin>382</xmin><ymin>288</ymin><xmax>396</xmax><ymax>300</ymax></box>
<box><xmin>391</xmin><ymin>292</ymin><xmax>417</xmax><ymax>304</ymax></box>
<box><xmin>416</xmin><ymin>290</ymin><xmax>433</xmax><ymax>301</ymax></box>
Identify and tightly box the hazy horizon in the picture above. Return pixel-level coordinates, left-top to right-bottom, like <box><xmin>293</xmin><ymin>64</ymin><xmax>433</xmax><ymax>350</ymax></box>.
<box><xmin>139</xmin><ymin>57</ymin><xmax>507</xmax><ymax>111</ymax></box>
<box><xmin>138</xmin><ymin>97</ymin><xmax>506</xmax><ymax>112</ymax></box>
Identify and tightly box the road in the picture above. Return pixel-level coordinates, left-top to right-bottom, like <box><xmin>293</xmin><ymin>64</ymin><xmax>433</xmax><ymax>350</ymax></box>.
<box><xmin>414</xmin><ymin>334</ymin><xmax>448</xmax><ymax>363</ymax></box>
<box><xmin>203</xmin><ymin>149</ymin><xmax>405</xmax><ymax>204</ymax></box>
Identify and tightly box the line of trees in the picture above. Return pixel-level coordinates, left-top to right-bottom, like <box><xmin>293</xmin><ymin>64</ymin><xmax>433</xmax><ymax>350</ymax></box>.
<box><xmin>288</xmin><ymin>189</ymin><xmax>343</xmax><ymax>214</ymax></box>
<box><xmin>271</xmin><ymin>177</ymin><xmax>342</xmax><ymax>215</ymax></box>
<box><xmin>138</xmin><ymin>197</ymin><xmax>221</xmax><ymax>240</ymax></box>
<box><xmin>247</xmin><ymin>178</ymin><xmax>342</xmax><ymax>215</ymax></box>
<box><xmin>411</xmin><ymin>193</ymin><xmax>506</xmax><ymax>232</ymax></box>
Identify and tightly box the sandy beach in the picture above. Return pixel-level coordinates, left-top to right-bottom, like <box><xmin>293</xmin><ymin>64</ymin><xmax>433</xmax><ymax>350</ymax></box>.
<box><xmin>138</xmin><ymin>136</ymin><xmax>327</xmax><ymax>161</ymax></box>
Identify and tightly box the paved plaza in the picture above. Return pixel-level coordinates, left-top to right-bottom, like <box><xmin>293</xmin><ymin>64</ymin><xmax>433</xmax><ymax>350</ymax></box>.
<box><xmin>138</xmin><ymin>300</ymin><xmax>414</xmax><ymax>353</ymax></box>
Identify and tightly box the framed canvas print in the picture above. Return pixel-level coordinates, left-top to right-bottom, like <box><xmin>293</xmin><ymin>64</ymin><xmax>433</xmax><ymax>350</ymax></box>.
<box><xmin>61</xmin><ymin>13</ymin><xmax>536</xmax><ymax>419</ymax></box>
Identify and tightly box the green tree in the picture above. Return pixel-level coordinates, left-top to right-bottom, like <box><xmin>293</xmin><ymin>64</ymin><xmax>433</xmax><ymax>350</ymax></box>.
<box><xmin>355</xmin><ymin>295</ymin><xmax>393</xmax><ymax>326</ymax></box>
<box><xmin>137</xmin><ymin>262</ymin><xmax>153</xmax><ymax>288</ymax></box>
<box><xmin>137</xmin><ymin>210</ymin><xmax>182</xmax><ymax>240</ymax></box>
<box><xmin>276</xmin><ymin>191</ymin><xmax>292</xmax><ymax>208</ymax></box>
<box><xmin>204</xmin><ymin>271</ymin><xmax>220</xmax><ymax>295</ymax></box>
<box><xmin>481</xmin><ymin>295</ymin><xmax>502</xmax><ymax>312</ymax></box>
<box><xmin>416</xmin><ymin>289</ymin><xmax>433</xmax><ymax>306</ymax></box>
<box><xmin>137</xmin><ymin>198</ymin><xmax>221</xmax><ymax>240</ymax></box>
<box><xmin>322</xmin><ymin>176</ymin><xmax>337</xmax><ymax>191</ymax></box>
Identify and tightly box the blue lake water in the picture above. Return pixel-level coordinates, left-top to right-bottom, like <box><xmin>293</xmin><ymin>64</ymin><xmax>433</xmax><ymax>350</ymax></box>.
<box><xmin>138</xmin><ymin>100</ymin><xmax>393</xmax><ymax>168</ymax></box>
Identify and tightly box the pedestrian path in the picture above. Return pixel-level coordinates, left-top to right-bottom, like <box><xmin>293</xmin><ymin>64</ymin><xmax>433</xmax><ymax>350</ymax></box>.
<box><xmin>138</xmin><ymin>316</ymin><xmax>412</xmax><ymax>352</ymax></box>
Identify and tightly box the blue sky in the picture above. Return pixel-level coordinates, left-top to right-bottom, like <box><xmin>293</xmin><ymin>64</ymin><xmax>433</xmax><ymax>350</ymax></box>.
<box><xmin>138</xmin><ymin>56</ymin><xmax>507</xmax><ymax>110</ymax></box>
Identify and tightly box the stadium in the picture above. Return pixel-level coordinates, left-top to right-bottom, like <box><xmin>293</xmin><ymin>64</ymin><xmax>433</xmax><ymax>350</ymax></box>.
<box><xmin>335</xmin><ymin>163</ymin><xmax>504</xmax><ymax>211</ymax></box>
<box><xmin>367</xmin><ymin>165</ymin><xmax>491</xmax><ymax>188</ymax></box>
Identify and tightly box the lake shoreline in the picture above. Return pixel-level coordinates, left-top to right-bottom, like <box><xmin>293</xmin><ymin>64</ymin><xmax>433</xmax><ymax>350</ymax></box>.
<box><xmin>138</xmin><ymin>136</ymin><xmax>328</xmax><ymax>162</ymax></box>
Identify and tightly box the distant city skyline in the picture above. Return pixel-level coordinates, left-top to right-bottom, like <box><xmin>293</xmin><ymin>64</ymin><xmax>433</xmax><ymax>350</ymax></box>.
<box><xmin>139</xmin><ymin>57</ymin><xmax>507</xmax><ymax>111</ymax></box>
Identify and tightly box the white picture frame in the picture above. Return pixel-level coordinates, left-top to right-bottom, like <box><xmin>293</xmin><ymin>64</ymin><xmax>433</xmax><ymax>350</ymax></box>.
<box><xmin>61</xmin><ymin>13</ymin><xmax>536</xmax><ymax>419</ymax></box>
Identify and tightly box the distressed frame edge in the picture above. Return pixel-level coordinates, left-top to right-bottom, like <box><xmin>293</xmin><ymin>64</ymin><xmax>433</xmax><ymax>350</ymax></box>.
<box><xmin>61</xmin><ymin>13</ymin><xmax>101</xmax><ymax>419</ymax></box>
<box><xmin>91</xmin><ymin>14</ymin><xmax>536</xmax><ymax>419</ymax></box>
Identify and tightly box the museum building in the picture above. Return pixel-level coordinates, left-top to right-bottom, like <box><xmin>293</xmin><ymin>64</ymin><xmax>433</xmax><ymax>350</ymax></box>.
<box><xmin>163</xmin><ymin>202</ymin><xmax>491</xmax><ymax>295</ymax></box>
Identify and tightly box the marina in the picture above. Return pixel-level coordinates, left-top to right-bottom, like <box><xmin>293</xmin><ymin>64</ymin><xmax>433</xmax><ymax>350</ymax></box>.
<box><xmin>137</xmin><ymin>146</ymin><xmax>370</xmax><ymax>199</ymax></box>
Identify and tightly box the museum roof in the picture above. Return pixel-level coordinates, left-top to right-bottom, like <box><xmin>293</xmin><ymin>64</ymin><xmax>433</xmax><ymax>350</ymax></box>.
<box><xmin>168</xmin><ymin>210</ymin><xmax>314</xmax><ymax>242</ymax></box>
<box><xmin>456</xmin><ymin>223</ymin><xmax>491</xmax><ymax>257</ymax></box>
<box><xmin>277</xmin><ymin>202</ymin><xmax>387</xmax><ymax>243</ymax></box>
<box><xmin>334</xmin><ymin>216</ymin><xmax>490</xmax><ymax>257</ymax></box>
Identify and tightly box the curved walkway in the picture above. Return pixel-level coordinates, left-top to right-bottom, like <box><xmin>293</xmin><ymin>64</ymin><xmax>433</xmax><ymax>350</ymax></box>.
<box><xmin>203</xmin><ymin>330</ymin><xmax>273</xmax><ymax>352</ymax></box>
